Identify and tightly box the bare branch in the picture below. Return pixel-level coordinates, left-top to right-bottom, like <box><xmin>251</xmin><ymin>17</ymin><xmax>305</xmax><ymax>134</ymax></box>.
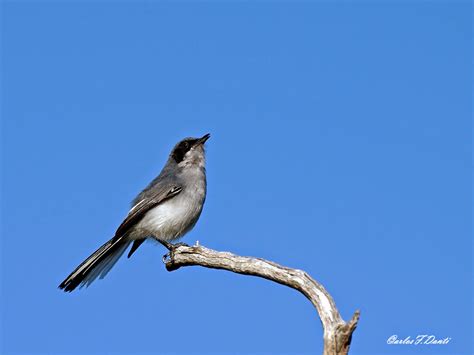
<box><xmin>163</xmin><ymin>243</ymin><xmax>359</xmax><ymax>354</ymax></box>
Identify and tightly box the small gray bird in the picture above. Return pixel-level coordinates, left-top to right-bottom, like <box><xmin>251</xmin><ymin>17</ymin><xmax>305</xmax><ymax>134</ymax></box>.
<box><xmin>59</xmin><ymin>134</ymin><xmax>210</xmax><ymax>292</ymax></box>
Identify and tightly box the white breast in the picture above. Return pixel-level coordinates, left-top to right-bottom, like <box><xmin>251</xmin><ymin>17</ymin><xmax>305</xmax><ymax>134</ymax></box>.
<box><xmin>131</xmin><ymin>176</ymin><xmax>206</xmax><ymax>241</ymax></box>
<box><xmin>135</xmin><ymin>198</ymin><xmax>189</xmax><ymax>239</ymax></box>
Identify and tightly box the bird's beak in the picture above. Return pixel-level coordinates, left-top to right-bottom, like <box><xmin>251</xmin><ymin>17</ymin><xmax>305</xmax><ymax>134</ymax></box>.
<box><xmin>196</xmin><ymin>133</ymin><xmax>211</xmax><ymax>145</ymax></box>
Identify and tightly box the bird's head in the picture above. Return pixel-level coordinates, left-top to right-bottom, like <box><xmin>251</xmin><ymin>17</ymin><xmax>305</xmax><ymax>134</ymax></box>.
<box><xmin>170</xmin><ymin>133</ymin><xmax>210</xmax><ymax>168</ymax></box>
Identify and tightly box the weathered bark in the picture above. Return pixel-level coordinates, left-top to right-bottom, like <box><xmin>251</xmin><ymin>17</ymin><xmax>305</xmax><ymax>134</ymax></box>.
<box><xmin>163</xmin><ymin>243</ymin><xmax>360</xmax><ymax>355</ymax></box>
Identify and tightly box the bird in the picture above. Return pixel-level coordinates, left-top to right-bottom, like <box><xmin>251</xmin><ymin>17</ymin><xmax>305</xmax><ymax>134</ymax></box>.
<box><xmin>59</xmin><ymin>133</ymin><xmax>210</xmax><ymax>292</ymax></box>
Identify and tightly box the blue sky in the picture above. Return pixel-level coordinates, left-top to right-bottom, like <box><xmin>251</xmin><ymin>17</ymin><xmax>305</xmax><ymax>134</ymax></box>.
<box><xmin>1</xmin><ymin>1</ymin><xmax>471</xmax><ymax>354</ymax></box>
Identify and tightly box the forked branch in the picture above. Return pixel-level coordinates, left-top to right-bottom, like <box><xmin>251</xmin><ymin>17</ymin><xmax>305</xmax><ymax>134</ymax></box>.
<box><xmin>163</xmin><ymin>243</ymin><xmax>359</xmax><ymax>355</ymax></box>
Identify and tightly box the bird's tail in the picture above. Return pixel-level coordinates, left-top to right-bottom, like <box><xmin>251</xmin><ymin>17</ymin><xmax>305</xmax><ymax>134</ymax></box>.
<box><xmin>59</xmin><ymin>237</ymin><xmax>131</xmax><ymax>292</ymax></box>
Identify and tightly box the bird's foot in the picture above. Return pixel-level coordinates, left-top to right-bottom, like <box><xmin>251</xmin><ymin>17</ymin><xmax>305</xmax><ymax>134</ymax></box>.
<box><xmin>171</xmin><ymin>242</ymin><xmax>190</xmax><ymax>249</ymax></box>
<box><xmin>158</xmin><ymin>240</ymin><xmax>189</xmax><ymax>251</ymax></box>
<box><xmin>159</xmin><ymin>240</ymin><xmax>189</xmax><ymax>263</ymax></box>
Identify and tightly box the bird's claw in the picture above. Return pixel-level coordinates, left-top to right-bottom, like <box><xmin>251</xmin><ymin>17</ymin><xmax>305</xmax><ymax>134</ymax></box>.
<box><xmin>162</xmin><ymin>253</ymin><xmax>171</xmax><ymax>263</ymax></box>
<box><xmin>159</xmin><ymin>241</ymin><xmax>190</xmax><ymax>264</ymax></box>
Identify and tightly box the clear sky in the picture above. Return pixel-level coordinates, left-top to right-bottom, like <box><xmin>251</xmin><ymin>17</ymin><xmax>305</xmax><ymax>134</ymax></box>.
<box><xmin>1</xmin><ymin>1</ymin><xmax>471</xmax><ymax>354</ymax></box>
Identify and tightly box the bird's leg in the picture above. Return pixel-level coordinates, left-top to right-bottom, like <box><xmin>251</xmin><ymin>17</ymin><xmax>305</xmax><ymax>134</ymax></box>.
<box><xmin>158</xmin><ymin>239</ymin><xmax>173</xmax><ymax>250</ymax></box>
<box><xmin>158</xmin><ymin>240</ymin><xmax>190</xmax><ymax>263</ymax></box>
<box><xmin>158</xmin><ymin>240</ymin><xmax>189</xmax><ymax>251</ymax></box>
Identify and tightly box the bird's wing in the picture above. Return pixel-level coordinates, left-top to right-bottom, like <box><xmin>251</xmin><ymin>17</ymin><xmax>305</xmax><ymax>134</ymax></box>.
<box><xmin>114</xmin><ymin>185</ymin><xmax>183</xmax><ymax>239</ymax></box>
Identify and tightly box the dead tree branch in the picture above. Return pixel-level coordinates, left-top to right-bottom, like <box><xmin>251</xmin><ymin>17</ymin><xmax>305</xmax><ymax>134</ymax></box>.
<box><xmin>163</xmin><ymin>243</ymin><xmax>360</xmax><ymax>355</ymax></box>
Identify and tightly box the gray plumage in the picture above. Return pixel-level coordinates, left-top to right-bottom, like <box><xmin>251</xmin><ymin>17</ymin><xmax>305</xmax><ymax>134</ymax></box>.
<box><xmin>59</xmin><ymin>134</ymin><xmax>210</xmax><ymax>292</ymax></box>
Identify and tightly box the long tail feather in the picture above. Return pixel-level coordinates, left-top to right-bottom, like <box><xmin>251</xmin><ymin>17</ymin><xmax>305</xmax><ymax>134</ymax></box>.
<box><xmin>59</xmin><ymin>237</ymin><xmax>131</xmax><ymax>292</ymax></box>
